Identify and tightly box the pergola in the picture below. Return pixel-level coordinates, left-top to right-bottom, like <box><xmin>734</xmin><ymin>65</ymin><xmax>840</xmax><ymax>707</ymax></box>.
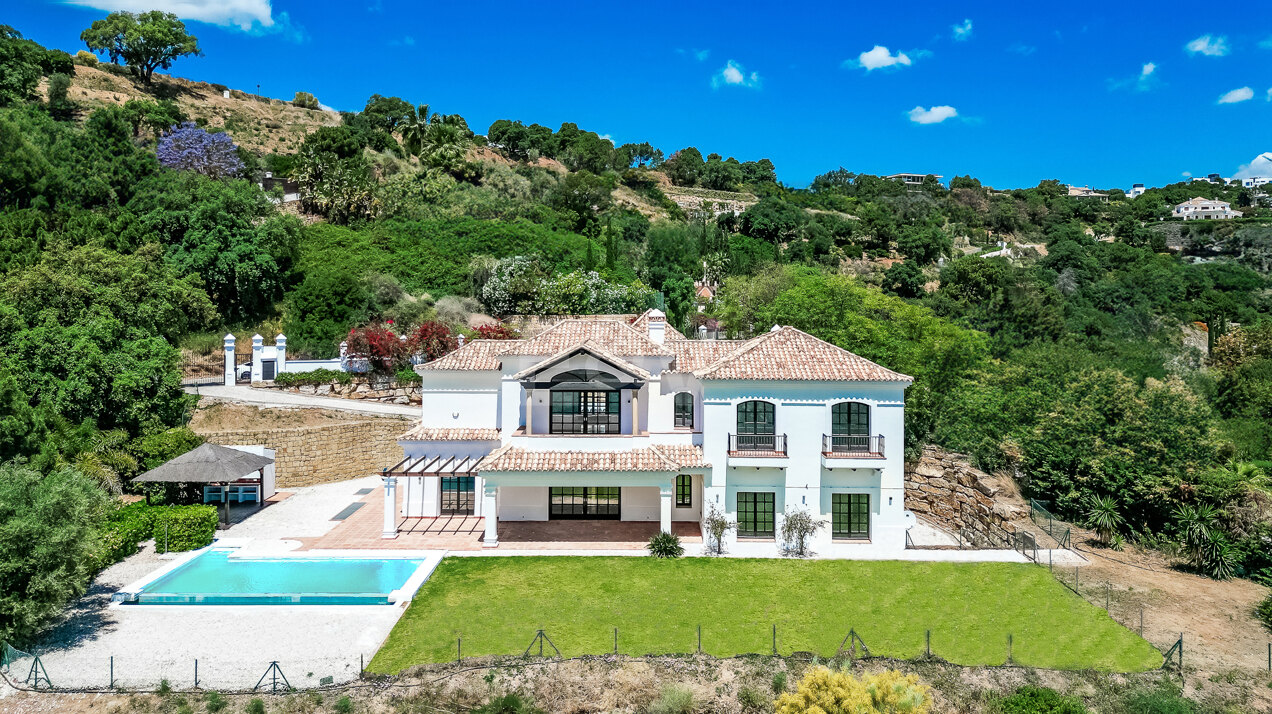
<box><xmin>380</xmin><ymin>454</ymin><xmax>482</xmax><ymax>539</ymax></box>
<box><xmin>133</xmin><ymin>443</ymin><xmax>275</xmax><ymax>525</ymax></box>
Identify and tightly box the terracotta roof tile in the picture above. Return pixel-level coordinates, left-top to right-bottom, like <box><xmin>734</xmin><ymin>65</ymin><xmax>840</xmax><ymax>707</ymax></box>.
<box><xmin>501</xmin><ymin>319</ymin><xmax>674</xmax><ymax>357</ymax></box>
<box><xmin>630</xmin><ymin>309</ymin><xmax>687</xmax><ymax>340</ymax></box>
<box><xmin>511</xmin><ymin>340</ymin><xmax>653</xmax><ymax>381</ymax></box>
<box><xmin>668</xmin><ymin>340</ymin><xmax>751</xmax><ymax>373</ymax></box>
<box><xmin>399</xmin><ymin>424</ymin><xmax>501</xmax><ymax>441</ymax></box>
<box><xmin>693</xmin><ymin>326</ymin><xmax>912</xmax><ymax>382</ymax></box>
<box><xmin>416</xmin><ymin>339</ymin><xmax>511</xmax><ymax>371</ymax></box>
<box><xmin>477</xmin><ymin>445</ymin><xmax>707</xmax><ymax>472</ymax></box>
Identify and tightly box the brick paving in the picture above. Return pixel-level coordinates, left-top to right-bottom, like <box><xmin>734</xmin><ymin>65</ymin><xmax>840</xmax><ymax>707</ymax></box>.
<box><xmin>296</xmin><ymin>485</ymin><xmax>702</xmax><ymax>551</ymax></box>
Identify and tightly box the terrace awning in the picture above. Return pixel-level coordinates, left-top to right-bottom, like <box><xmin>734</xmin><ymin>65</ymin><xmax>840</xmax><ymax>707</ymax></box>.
<box><xmin>385</xmin><ymin>454</ymin><xmax>481</xmax><ymax>478</ymax></box>
<box><xmin>133</xmin><ymin>443</ymin><xmax>275</xmax><ymax>525</ymax></box>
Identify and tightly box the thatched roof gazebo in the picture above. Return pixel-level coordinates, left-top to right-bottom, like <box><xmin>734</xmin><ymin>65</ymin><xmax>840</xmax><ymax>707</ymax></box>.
<box><xmin>133</xmin><ymin>443</ymin><xmax>275</xmax><ymax>525</ymax></box>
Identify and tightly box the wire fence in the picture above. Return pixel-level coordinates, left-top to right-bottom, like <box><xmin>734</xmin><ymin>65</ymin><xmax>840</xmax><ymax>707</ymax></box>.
<box><xmin>1030</xmin><ymin>499</ymin><xmax>1072</xmax><ymax>549</ymax></box>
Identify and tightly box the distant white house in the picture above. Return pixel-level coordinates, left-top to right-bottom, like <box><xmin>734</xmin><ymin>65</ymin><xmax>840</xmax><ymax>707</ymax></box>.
<box><xmin>1127</xmin><ymin>183</ymin><xmax>1146</xmax><ymax>199</ymax></box>
<box><xmin>1065</xmin><ymin>185</ymin><xmax>1108</xmax><ymax>201</ymax></box>
<box><xmin>383</xmin><ymin>311</ymin><xmax>915</xmax><ymax>556</ymax></box>
<box><xmin>886</xmin><ymin>173</ymin><xmax>942</xmax><ymax>189</ymax></box>
<box><xmin>1241</xmin><ymin>176</ymin><xmax>1271</xmax><ymax>189</ymax></box>
<box><xmin>1173</xmin><ymin>197</ymin><xmax>1242</xmax><ymax>220</ymax></box>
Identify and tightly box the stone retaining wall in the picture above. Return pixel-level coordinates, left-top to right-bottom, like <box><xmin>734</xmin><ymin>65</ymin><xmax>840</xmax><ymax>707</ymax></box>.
<box><xmin>257</xmin><ymin>378</ymin><xmax>422</xmax><ymax>405</ymax></box>
<box><xmin>193</xmin><ymin>418</ymin><xmax>410</xmax><ymax>488</ymax></box>
<box><xmin>905</xmin><ymin>445</ymin><xmax>1017</xmax><ymax>543</ymax></box>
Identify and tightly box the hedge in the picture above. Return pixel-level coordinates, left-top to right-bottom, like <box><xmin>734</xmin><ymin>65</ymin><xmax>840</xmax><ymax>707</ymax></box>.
<box><xmin>97</xmin><ymin>502</ymin><xmax>159</xmax><ymax>568</ymax></box>
<box><xmin>273</xmin><ymin>368</ymin><xmax>352</xmax><ymax>387</ymax></box>
<box><xmin>151</xmin><ymin>506</ymin><xmax>218</xmax><ymax>553</ymax></box>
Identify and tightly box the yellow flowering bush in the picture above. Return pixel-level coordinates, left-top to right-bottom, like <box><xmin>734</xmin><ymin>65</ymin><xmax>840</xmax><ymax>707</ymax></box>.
<box><xmin>774</xmin><ymin>667</ymin><xmax>931</xmax><ymax>714</ymax></box>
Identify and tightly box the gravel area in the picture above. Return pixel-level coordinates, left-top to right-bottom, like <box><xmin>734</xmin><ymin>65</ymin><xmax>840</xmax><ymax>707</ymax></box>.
<box><xmin>186</xmin><ymin>385</ymin><xmax>418</xmax><ymax>417</ymax></box>
<box><xmin>220</xmin><ymin>475</ymin><xmax>381</xmax><ymax>542</ymax></box>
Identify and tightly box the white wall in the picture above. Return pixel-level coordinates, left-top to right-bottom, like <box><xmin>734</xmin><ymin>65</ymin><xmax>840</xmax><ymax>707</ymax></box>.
<box><xmin>283</xmin><ymin>359</ymin><xmax>342</xmax><ymax>373</ymax></box>
<box><xmin>620</xmin><ymin>486</ymin><xmax>660</xmax><ymax>521</ymax></box>
<box><xmin>418</xmin><ymin>372</ymin><xmax>502</xmax><ymax>429</ymax></box>
<box><xmin>498</xmin><ymin>486</ymin><xmax>549</xmax><ymax>521</ymax></box>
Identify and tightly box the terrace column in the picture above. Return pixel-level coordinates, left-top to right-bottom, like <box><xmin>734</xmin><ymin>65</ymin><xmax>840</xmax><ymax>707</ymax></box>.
<box><xmin>526</xmin><ymin>390</ymin><xmax>533</xmax><ymax>435</ymax></box>
<box><xmin>223</xmin><ymin>334</ymin><xmax>236</xmax><ymax>387</ymax></box>
<box><xmin>381</xmin><ymin>476</ymin><xmax>398</xmax><ymax>539</ymax></box>
<box><xmin>482</xmin><ymin>484</ymin><xmax>499</xmax><ymax>548</ymax></box>
<box><xmin>659</xmin><ymin>483</ymin><xmax>673</xmax><ymax>534</ymax></box>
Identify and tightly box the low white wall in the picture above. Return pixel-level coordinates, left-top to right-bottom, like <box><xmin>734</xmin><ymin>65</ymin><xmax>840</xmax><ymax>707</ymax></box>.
<box><xmin>283</xmin><ymin>359</ymin><xmax>343</xmax><ymax>374</ymax></box>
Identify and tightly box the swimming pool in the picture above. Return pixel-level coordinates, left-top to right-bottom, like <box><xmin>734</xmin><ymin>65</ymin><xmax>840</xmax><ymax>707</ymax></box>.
<box><xmin>116</xmin><ymin>549</ymin><xmax>432</xmax><ymax>605</ymax></box>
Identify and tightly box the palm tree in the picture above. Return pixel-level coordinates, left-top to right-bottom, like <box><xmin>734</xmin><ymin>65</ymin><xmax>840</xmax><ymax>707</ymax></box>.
<box><xmin>1084</xmin><ymin>495</ymin><xmax>1122</xmax><ymax>546</ymax></box>
<box><xmin>399</xmin><ymin>103</ymin><xmax>431</xmax><ymax>157</ymax></box>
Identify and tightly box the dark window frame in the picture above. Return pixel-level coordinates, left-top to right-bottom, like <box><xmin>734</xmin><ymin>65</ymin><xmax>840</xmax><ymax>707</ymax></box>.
<box><xmin>831</xmin><ymin>493</ymin><xmax>870</xmax><ymax>539</ymax></box>
<box><xmin>675</xmin><ymin>474</ymin><xmax>692</xmax><ymax>508</ymax></box>
<box><xmin>736</xmin><ymin>491</ymin><xmax>775</xmax><ymax>538</ymax></box>
<box><xmin>831</xmin><ymin>402</ymin><xmax>870</xmax><ymax>436</ymax></box>
<box><xmin>549</xmin><ymin>390</ymin><xmax>620</xmax><ymax>434</ymax></box>
<box><xmin>736</xmin><ymin>400</ymin><xmax>776</xmax><ymax>435</ymax></box>
<box><xmin>440</xmin><ymin>476</ymin><xmax>475</xmax><ymax>514</ymax></box>
<box><xmin>674</xmin><ymin>393</ymin><xmax>694</xmax><ymax>429</ymax></box>
<box><xmin>548</xmin><ymin>486</ymin><xmax>621</xmax><ymax>519</ymax></box>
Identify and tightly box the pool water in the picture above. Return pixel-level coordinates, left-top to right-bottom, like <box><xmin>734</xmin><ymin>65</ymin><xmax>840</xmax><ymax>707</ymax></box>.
<box><xmin>131</xmin><ymin>549</ymin><xmax>425</xmax><ymax>605</ymax></box>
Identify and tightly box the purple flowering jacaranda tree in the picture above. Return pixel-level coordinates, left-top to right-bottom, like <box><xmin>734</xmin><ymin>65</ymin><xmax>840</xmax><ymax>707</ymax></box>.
<box><xmin>156</xmin><ymin>122</ymin><xmax>246</xmax><ymax>179</ymax></box>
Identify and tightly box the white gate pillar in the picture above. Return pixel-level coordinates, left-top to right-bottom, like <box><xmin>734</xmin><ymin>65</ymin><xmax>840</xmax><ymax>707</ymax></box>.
<box><xmin>250</xmin><ymin>334</ymin><xmax>264</xmax><ymax>382</ymax></box>
<box><xmin>275</xmin><ymin>334</ymin><xmax>287</xmax><ymax>375</ymax></box>
<box><xmin>382</xmin><ymin>476</ymin><xmax>398</xmax><ymax>539</ymax></box>
<box><xmin>223</xmin><ymin>334</ymin><xmax>236</xmax><ymax>386</ymax></box>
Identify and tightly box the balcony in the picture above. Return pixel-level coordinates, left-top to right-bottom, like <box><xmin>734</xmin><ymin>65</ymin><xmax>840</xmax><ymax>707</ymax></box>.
<box><xmin>728</xmin><ymin>433</ymin><xmax>787</xmax><ymax>457</ymax></box>
<box><xmin>822</xmin><ymin>434</ymin><xmax>885</xmax><ymax>458</ymax></box>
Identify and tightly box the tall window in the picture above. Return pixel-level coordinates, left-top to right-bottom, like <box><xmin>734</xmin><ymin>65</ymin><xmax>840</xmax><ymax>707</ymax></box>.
<box><xmin>831</xmin><ymin>402</ymin><xmax>870</xmax><ymax>436</ymax></box>
<box><xmin>675</xmin><ymin>474</ymin><xmax>692</xmax><ymax>508</ymax></box>
<box><xmin>831</xmin><ymin>493</ymin><xmax>870</xmax><ymax>539</ymax></box>
<box><xmin>550</xmin><ymin>390</ymin><xmax>620</xmax><ymax>434</ymax></box>
<box><xmin>549</xmin><ymin>487</ymin><xmax>620</xmax><ymax>519</ymax></box>
<box><xmin>674</xmin><ymin>393</ymin><xmax>694</xmax><ymax>429</ymax></box>
<box><xmin>736</xmin><ymin>400</ymin><xmax>775</xmax><ymax>434</ymax></box>
<box><xmin>736</xmin><ymin>492</ymin><xmax>775</xmax><ymax>538</ymax></box>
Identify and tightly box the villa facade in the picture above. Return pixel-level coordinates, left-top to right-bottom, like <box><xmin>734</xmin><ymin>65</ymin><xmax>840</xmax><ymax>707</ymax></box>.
<box><xmin>384</xmin><ymin>311</ymin><xmax>914</xmax><ymax>555</ymax></box>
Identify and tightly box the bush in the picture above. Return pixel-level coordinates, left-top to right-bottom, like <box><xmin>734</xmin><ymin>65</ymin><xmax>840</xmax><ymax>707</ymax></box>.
<box><xmin>1119</xmin><ymin>687</ymin><xmax>1196</xmax><ymax>714</ymax></box>
<box><xmin>246</xmin><ymin>698</ymin><xmax>266</xmax><ymax>714</ymax></box>
<box><xmin>273</xmin><ymin>369</ymin><xmax>353</xmax><ymax>387</ymax></box>
<box><xmin>771</xmin><ymin>671</ymin><xmax>787</xmax><ymax>694</ymax></box>
<box><xmin>775</xmin><ymin>667</ymin><xmax>931</xmax><ymax>714</ymax></box>
<box><xmin>97</xmin><ymin>502</ymin><xmax>159</xmax><ymax>568</ymax></box>
<box><xmin>997</xmin><ymin>686</ymin><xmax>1088</xmax><ymax>714</ymax></box>
<box><xmin>646</xmin><ymin>531</ymin><xmax>684</xmax><ymax>558</ymax></box>
<box><xmin>738</xmin><ymin>686</ymin><xmax>767</xmax><ymax>712</ymax></box>
<box><xmin>152</xmin><ymin>505</ymin><xmax>218</xmax><ymax>552</ymax></box>
<box><xmin>74</xmin><ymin>49</ymin><xmax>98</xmax><ymax>66</ymax></box>
<box><xmin>395</xmin><ymin>366</ymin><xmax>422</xmax><ymax>384</ymax></box>
<box><xmin>293</xmin><ymin>91</ymin><xmax>319</xmax><ymax>109</ymax></box>
<box><xmin>1257</xmin><ymin>593</ymin><xmax>1272</xmax><ymax>632</ymax></box>
<box><xmin>648</xmin><ymin>685</ymin><xmax>695</xmax><ymax>714</ymax></box>
<box><xmin>473</xmin><ymin>693</ymin><xmax>543</xmax><ymax>714</ymax></box>
<box><xmin>204</xmin><ymin>691</ymin><xmax>227</xmax><ymax>713</ymax></box>
<box><xmin>334</xmin><ymin>696</ymin><xmax>353</xmax><ymax>714</ymax></box>
<box><xmin>780</xmin><ymin>508</ymin><xmax>825</xmax><ymax>557</ymax></box>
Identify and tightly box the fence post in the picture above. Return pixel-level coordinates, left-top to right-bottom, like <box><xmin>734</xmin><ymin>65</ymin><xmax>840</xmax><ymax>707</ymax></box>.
<box><xmin>1007</xmin><ymin>634</ymin><xmax>1013</xmax><ymax>665</ymax></box>
<box><xmin>1075</xmin><ymin>566</ymin><xmax>1079</xmax><ymax>591</ymax></box>
<box><xmin>772</xmin><ymin>624</ymin><xmax>777</xmax><ymax>655</ymax></box>
<box><xmin>697</xmin><ymin>625</ymin><xmax>701</xmax><ymax>654</ymax></box>
<box><xmin>110</xmin><ymin>655</ymin><xmax>114</xmax><ymax>689</ymax></box>
<box><xmin>194</xmin><ymin>659</ymin><xmax>198</xmax><ymax>689</ymax></box>
<box><xmin>614</xmin><ymin>627</ymin><xmax>618</xmax><ymax>655</ymax></box>
<box><xmin>925</xmin><ymin>630</ymin><xmax>931</xmax><ymax>657</ymax></box>
<box><xmin>1267</xmin><ymin>642</ymin><xmax>1269</xmax><ymax>672</ymax></box>
<box><xmin>457</xmin><ymin>637</ymin><xmax>462</xmax><ymax>663</ymax></box>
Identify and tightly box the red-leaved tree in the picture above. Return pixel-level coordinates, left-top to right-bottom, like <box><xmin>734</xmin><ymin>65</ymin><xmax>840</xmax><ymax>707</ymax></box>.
<box><xmin>474</xmin><ymin>323</ymin><xmax>520</xmax><ymax>340</ymax></box>
<box><xmin>407</xmin><ymin>321</ymin><xmax>459</xmax><ymax>362</ymax></box>
<box><xmin>345</xmin><ymin>324</ymin><xmax>408</xmax><ymax>374</ymax></box>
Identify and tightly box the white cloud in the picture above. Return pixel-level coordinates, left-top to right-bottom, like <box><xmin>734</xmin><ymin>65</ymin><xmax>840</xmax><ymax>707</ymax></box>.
<box><xmin>1234</xmin><ymin>152</ymin><xmax>1272</xmax><ymax>179</ymax></box>
<box><xmin>1259</xmin><ymin>36</ymin><xmax>1272</xmax><ymax>50</ymax></box>
<box><xmin>951</xmin><ymin>19</ymin><xmax>972</xmax><ymax>41</ymax></box>
<box><xmin>908</xmin><ymin>105</ymin><xmax>958</xmax><ymax>124</ymax></box>
<box><xmin>1182</xmin><ymin>171</ymin><xmax>1192</xmax><ymax>177</ymax></box>
<box><xmin>1007</xmin><ymin>43</ymin><xmax>1036</xmax><ymax>56</ymax></box>
<box><xmin>1218</xmin><ymin>86</ymin><xmax>1254</xmax><ymax>104</ymax></box>
<box><xmin>67</xmin><ymin>0</ymin><xmax>304</xmax><ymax>40</ymax></box>
<box><xmin>1137</xmin><ymin>62</ymin><xmax>1156</xmax><ymax>90</ymax></box>
<box><xmin>1267</xmin><ymin>87</ymin><xmax>1272</xmax><ymax>102</ymax></box>
<box><xmin>852</xmin><ymin>45</ymin><xmax>912</xmax><ymax>71</ymax></box>
<box><xmin>1185</xmin><ymin>34</ymin><xmax>1229</xmax><ymax>57</ymax></box>
<box><xmin>711</xmin><ymin>60</ymin><xmax>761</xmax><ymax>89</ymax></box>
<box><xmin>695</xmin><ymin>49</ymin><xmax>710</xmax><ymax>61</ymax></box>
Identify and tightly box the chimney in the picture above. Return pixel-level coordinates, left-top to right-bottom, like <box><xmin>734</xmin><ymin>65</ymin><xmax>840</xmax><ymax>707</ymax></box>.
<box><xmin>646</xmin><ymin>309</ymin><xmax>666</xmax><ymax>344</ymax></box>
<box><xmin>457</xmin><ymin>334</ymin><xmax>466</xmax><ymax>347</ymax></box>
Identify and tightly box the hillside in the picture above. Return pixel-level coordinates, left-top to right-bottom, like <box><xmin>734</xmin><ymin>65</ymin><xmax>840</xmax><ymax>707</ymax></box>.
<box><xmin>45</xmin><ymin>63</ymin><xmax>340</xmax><ymax>153</ymax></box>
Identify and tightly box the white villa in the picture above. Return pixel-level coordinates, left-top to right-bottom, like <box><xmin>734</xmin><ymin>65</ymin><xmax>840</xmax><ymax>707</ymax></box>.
<box><xmin>382</xmin><ymin>310</ymin><xmax>915</xmax><ymax>556</ymax></box>
<box><xmin>1173</xmin><ymin>197</ymin><xmax>1242</xmax><ymax>220</ymax></box>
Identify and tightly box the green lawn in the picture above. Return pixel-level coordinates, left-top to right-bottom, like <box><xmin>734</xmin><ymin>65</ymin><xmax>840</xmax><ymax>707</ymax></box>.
<box><xmin>370</xmin><ymin>557</ymin><xmax>1162</xmax><ymax>674</ymax></box>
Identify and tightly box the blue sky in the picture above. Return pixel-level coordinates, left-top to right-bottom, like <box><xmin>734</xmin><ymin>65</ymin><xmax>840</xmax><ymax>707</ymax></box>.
<box><xmin>8</xmin><ymin>0</ymin><xmax>1272</xmax><ymax>189</ymax></box>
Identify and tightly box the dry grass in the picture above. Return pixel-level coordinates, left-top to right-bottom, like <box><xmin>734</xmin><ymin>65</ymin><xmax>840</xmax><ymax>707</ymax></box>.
<box><xmin>188</xmin><ymin>402</ymin><xmax>393</xmax><ymax>432</ymax></box>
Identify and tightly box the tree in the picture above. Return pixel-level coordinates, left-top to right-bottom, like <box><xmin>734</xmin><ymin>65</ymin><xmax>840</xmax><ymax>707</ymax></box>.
<box><xmin>883</xmin><ymin>261</ymin><xmax>925</xmax><ymax>298</ymax></box>
<box><xmin>360</xmin><ymin>93</ymin><xmax>414</xmax><ymax>131</ymax></box>
<box><xmin>284</xmin><ymin>269</ymin><xmax>372</xmax><ymax>357</ymax></box>
<box><xmin>0</xmin><ymin>26</ymin><xmax>45</xmax><ymax>106</ymax></box>
<box><xmin>407</xmin><ymin>321</ymin><xmax>458</xmax><ymax>362</ymax></box>
<box><xmin>703</xmin><ymin>505</ymin><xmax>734</xmax><ymax>555</ymax></box>
<box><xmin>122</xmin><ymin>98</ymin><xmax>185</xmax><ymax>139</ymax></box>
<box><xmin>0</xmin><ymin>463</ymin><xmax>111</xmax><ymax>646</ymax></box>
<box><xmin>663</xmin><ymin>147</ymin><xmax>704</xmax><ymax>187</ymax></box>
<box><xmin>775</xmin><ymin>667</ymin><xmax>932</xmax><ymax>714</ymax></box>
<box><xmin>80</xmin><ymin>11</ymin><xmax>201</xmax><ymax>84</ymax></box>
<box><xmin>779</xmin><ymin>508</ymin><xmax>824</xmax><ymax>557</ymax></box>
<box><xmin>155</xmin><ymin>122</ymin><xmax>245</xmax><ymax>179</ymax></box>
<box><xmin>45</xmin><ymin>72</ymin><xmax>74</xmax><ymax>119</ymax></box>
<box><xmin>1084</xmin><ymin>495</ymin><xmax>1123</xmax><ymax>546</ymax></box>
<box><xmin>292</xmin><ymin>91</ymin><xmax>319</xmax><ymax>109</ymax></box>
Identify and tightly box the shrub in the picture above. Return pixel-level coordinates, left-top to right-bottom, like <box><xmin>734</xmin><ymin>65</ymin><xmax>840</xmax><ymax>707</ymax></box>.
<box><xmin>738</xmin><ymin>686</ymin><xmax>767</xmax><ymax>712</ymax></box>
<box><xmin>775</xmin><ymin>667</ymin><xmax>931</xmax><ymax>714</ymax></box>
<box><xmin>780</xmin><ymin>508</ymin><xmax>825</xmax><ymax>557</ymax></box>
<box><xmin>273</xmin><ymin>369</ymin><xmax>353</xmax><ymax>388</ymax></box>
<box><xmin>152</xmin><ymin>505</ymin><xmax>217</xmax><ymax>552</ymax></box>
<box><xmin>997</xmin><ymin>686</ymin><xmax>1088</xmax><ymax>714</ymax></box>
<box><xmin>1257</xmin><ymin>593</ymin><xmax>1272</xmax><ymax>632</ymax></box>
<box><xmin>394</xmin><ymin>366</ymin><xmax>422</xmax><ymax>384</ymax></box>
<box><xmin>648</xmin><ymin>685</ymin><xmax>695</xmax><ymax>714</ymax></box>
<box><xmin>345</xmin><ymin>323</ymin><xmax>409</xmax><ymax>374</ymax></box>
<box><xmin>293</xmin><ymin>91</ymin><xmax>320</xmax><ymax>109</ymax></box>
<box><xmin>158</xmin><ymin>679</ymin><xmax>172</xmax><ymax>695</ymax></box>
<box><xmin>204</xmin><ymin>691</ymin><xmax>227</xmax><ymax>713</ymax></box>
<box><xmin>704</xmin><ymin>505</ymin><xmax>734</xmax><ymax>555</ymax></box>
<box><xmin>473</xmin><ymin>693</ymin><xmax>543</xmax><ymax>714</ymax></box>
<box><xmin>74</xmin><ymin>49</ymin><xmax>98</xmax><ymax>66</ymax></box>
<box><xmin>646</xmin><ymin>531</ymin><xmax>684</xmax><ymax>558</ymax></box>
<box><xmin>407</xmin><ymin>321</ymin><xmax>458</xmax><ymax>362</ymax></box>
<box><xmin>97</xmin><ymin>502</ymin><xmax>159</xmax><ymax>568</ymax></box>
<box><xmin>1119</xmin><ymin>687</ymin><xmax>1196</xmax><ymax>714</ymax></box>
<box><xmin>771</xmin><ymin>671</ymin><xmax>788</xmax><ymax>694</ymax></box>
<box><xmin>246</xmin><ymin>698</ymin><xmax>266</xmax><ymax>714</ymax></box>
<box><xmin>334</xmin><ymin>696</ymin><xmax>353</xmax><ymax>714</ymax></box>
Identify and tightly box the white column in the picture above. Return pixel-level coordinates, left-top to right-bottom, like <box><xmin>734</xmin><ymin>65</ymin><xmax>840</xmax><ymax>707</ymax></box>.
<box><xmin>659</xmin><ymin>484</ymin><xmax>673</xmax><ymax>534</ymax></box>
<box><xmin>381</xmin><ymin>476</ymin><xmax>398</xmax><ymax>539</ymax></box>
<box><xmin>275</xmin><ymin>334</ymin><xmax>287</xmax><ymax>375</ymax></box>
<box><xmin>223</xmin><ymin>334</ymin><xmax>236</xmax><ymax>386</ymax></box>
<box><xmin>250</xmin><ymin>334</ymin><xmax>264</xmax><ymax>382</ymax></box>
<box><xmin>482</xmin><ymin>484</ymin><xmax>499</xmax><ymax>547</ymax></box>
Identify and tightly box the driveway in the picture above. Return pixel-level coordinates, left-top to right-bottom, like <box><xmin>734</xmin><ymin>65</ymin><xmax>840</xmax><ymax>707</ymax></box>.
<box><xmin>185</xmin><ymin>384</ymin><xmax>418</xmax><ymax>417</ymax></box>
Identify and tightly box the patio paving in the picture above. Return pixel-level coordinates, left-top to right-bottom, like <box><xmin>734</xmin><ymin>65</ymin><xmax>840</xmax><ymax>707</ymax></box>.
<box><xmin>297</xmin><ymin>485</ymin><xmax>703</xmax><ymax>551</ymax></box>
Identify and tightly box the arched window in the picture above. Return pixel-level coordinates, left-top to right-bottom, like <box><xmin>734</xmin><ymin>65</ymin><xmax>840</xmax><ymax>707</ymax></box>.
<box><xmin>736</xmin><ymin>400</ymin><xmax>775</xmax><ymax>435</ymax></box>
<box><xmin>831</xmin><ymin>402</ymin><xmax>870</xmax><ymax>436</ymax></box>
<box><xmin>674</xmin><ymin>393</ymin><xmax>694</xmax><ymax>429</ymax></box>
<box><xmin>549</xmin><ymin>370</ymin><xmax>621</xmax><ymax>434</ymax></box>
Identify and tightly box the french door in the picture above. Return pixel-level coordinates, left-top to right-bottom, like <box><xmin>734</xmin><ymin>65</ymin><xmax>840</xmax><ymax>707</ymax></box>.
<box><xmin>549</xmin><ymin>487</ymin><xmax>621</xmax><ymax>519</ymax></box>
<box><xmin>736</xmin><ymin>491</ymin><xmax>775</xmax><ymax>538</ymax></box>
<box><xmin>441</xmin><ymin>476</ymin><xmax>475</xmax><ymax>514</ymax></box>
